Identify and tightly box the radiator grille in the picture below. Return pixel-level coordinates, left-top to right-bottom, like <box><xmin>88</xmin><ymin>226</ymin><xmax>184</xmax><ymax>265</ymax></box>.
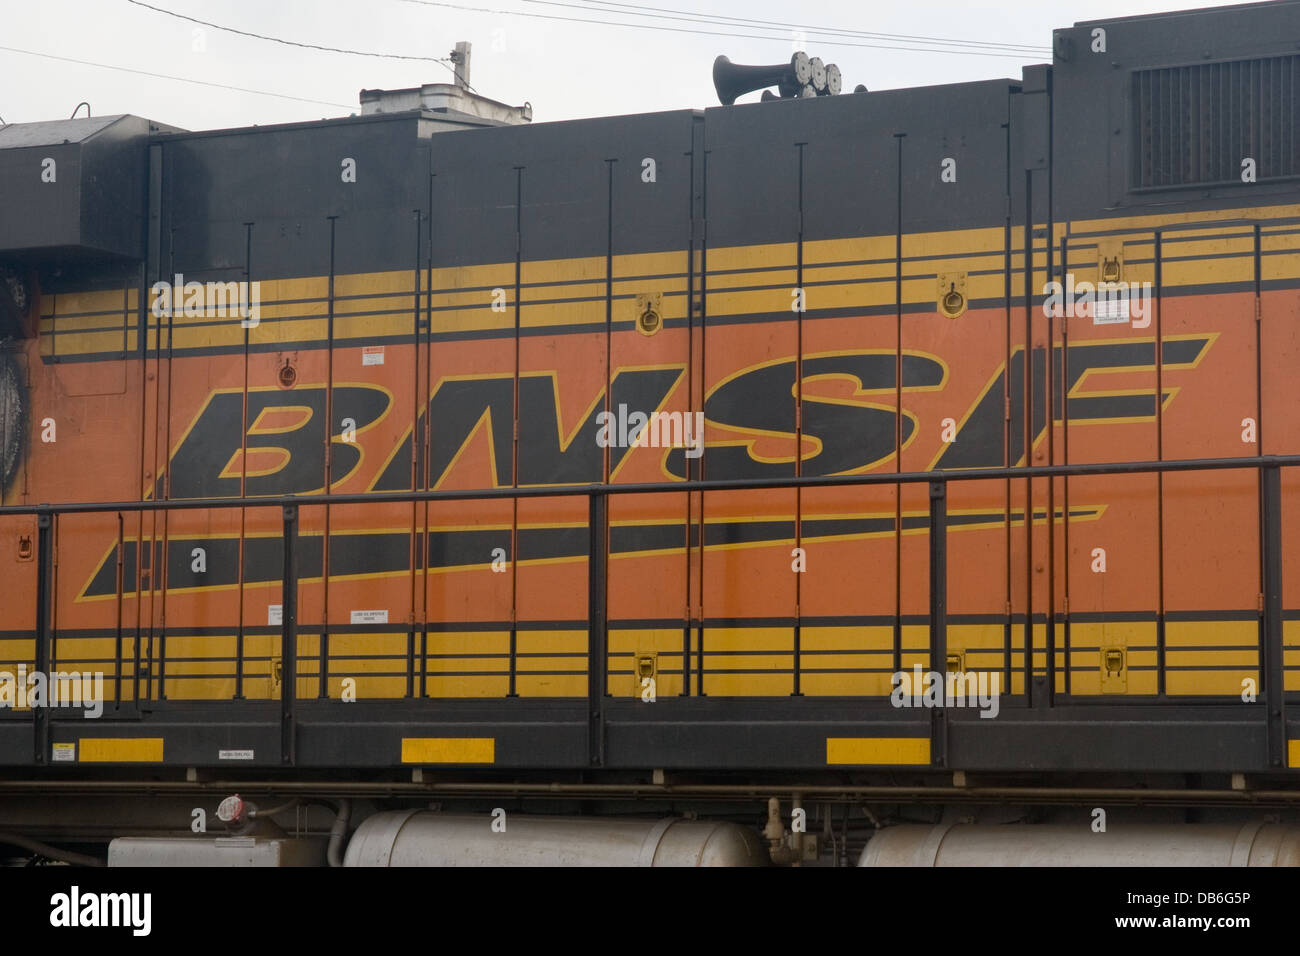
<box><xmin>1133</xmin><ymin>56</ymin><xmax>1299</xmax><ymax>189</ymax></box>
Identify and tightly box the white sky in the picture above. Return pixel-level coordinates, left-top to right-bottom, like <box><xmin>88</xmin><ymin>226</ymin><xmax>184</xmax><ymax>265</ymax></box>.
<box><xmin>0</xmin><ymin>0</ymin><xmax>1257</xmax><ymax>131</ymax></box>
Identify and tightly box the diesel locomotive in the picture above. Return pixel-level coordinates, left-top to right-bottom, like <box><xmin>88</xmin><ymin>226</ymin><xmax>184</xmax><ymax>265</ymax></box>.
<box><xmin>2</xmin><ymin>0</ymin><xmax>1300</xmax><ymax>865</ymax></box>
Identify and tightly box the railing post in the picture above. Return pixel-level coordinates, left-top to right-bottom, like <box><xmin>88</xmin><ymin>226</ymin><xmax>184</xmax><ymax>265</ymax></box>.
<box><xmin>1261</xmin><ymin>462</ymin><xmax>1285</xmax><ymax>769</ymax></box>
<box><xmin>114</xmin><ymin>512</ymin><xmax>124</xmax><ymax>711</ymax></box>
<box><xmin>929</xmin><ymin>480</ymin><xmax>947</xmax><ymax>768</ymax></box>
<box><xmin>587</xmin><ymin>491</ymin><xmax>607</xmax><ymax>767</ymax></box>
<box><xmin>281</xmin><ymin>502</ymin><xmax>298</xmax><ymax>766</ymax></box>
<box><xmin>33</xmin><ymin>509</ymin><xmax>53</xmax><ymax>766</ymax></box>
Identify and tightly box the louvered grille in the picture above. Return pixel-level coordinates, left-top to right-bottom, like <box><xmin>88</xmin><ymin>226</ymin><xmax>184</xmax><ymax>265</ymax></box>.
<box><xmin>1133</xmin><ymin>56</ymin><xmax>1299</xmax><ymax>188</ymax></box>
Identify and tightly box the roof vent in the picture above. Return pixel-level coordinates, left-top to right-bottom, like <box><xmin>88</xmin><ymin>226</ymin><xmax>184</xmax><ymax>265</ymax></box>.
<box><xmin>359</xmin><ymin>41</ymin><xmax>532</xmax><ymax>127</ymax></box>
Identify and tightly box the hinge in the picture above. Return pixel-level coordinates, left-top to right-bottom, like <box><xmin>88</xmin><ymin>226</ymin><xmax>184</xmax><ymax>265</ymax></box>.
<box><xmin>1062</xmin><ymin>596</ymin><xmax>1069</xmax><ymax>615</ymax></box>
<box><xmin>1259</xmin><ymin>592</ymin><xmax>1266</xmax><ymax>614</ymax></box>
<box><xmin>1004</xmin><ymin>396</ymin><xmax>1011</xmax><ymax>422</ymax></box>
<box><xmin>1255</xmin><ymin>299</ymin><xmax>1262</xmax><ymax>322</ymax></box>
<box><xmin>1005</xmin><ymin>601</ymin><xmax>1012</xmax><ymax>617</ymax></box>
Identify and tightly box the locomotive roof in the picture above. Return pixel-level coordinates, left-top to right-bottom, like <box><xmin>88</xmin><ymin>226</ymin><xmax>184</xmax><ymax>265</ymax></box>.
<box><xmin>0</xmin><ymin>115</ymin><xmax>133</xmax><ymax>148</ymax></box>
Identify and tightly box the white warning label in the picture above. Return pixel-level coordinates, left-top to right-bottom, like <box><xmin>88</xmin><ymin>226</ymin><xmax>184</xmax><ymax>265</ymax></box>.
<box><xmin>1092</xmin><ymin>294</ymin><xmax>1130</xmax><ymax>324</ymax></box>
<box><xmin>350</xmin><ymin>609</ymin><xmax>389</xmax><ymax>625</ymax></box>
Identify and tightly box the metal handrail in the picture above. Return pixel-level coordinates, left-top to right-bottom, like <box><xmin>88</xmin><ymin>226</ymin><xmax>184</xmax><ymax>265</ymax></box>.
<box><xmin>7</xmin><ymin>452</ymin><xmax>1295</xmax><ymax>771</ymax></box>
<box><xmin>2</xmin><ymin>453</ymin><xmax>1297</xmax><ymax>516</ymax></box>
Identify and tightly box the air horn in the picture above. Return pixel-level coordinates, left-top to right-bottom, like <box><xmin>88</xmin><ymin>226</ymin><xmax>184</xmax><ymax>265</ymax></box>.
<box><xmin>713</xmin><ymin>51</ymin><xmax>848</xmax><ymax>105</ymax></box>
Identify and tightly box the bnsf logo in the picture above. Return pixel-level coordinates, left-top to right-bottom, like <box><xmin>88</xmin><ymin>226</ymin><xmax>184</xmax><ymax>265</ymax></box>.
<box><xmin>161</xmin><ymin>338</ymin><xmax>1211</xmax><ymax>497</ymax></box>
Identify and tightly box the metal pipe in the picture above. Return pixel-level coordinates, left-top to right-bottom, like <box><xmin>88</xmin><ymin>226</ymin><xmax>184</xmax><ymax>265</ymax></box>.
<box><xmin>320</xmin><ymin>215</ymin><xmax>337</xmax><ymax>699</ymax></box>
<box><xmin>587</xmin><ymin>492</ymin><xmax>608</xmax><ymax>766</ymax></box>
<box><xmin>2</xmin><ymin>454</ymin><xmax>1298</xmax><ymax>517</ymax></box>
<box><xmin>4</xmin><ymin>780</ymin><xmax>1300</xmax><ymax>806</ymax></box>
<box><xmin>0</xmin><ymin>832</ymin><xmax>105</xmax><ymax>867</ymax></box>
<box><xmin>763</xmin><ymin>796</ymin><xmax>791</xmax><ymax>864</ymax></box>
<box><xmin>280</xmin><ymin>504</ymin><xmax>298</xmax><ymax>765</ymax></box>
<box><xmin>247</xmin><ymin>798</ymin><xmax>299</xmax><ymax>818</ymax></box>
<box><xmin>326</xmin><ymin>799</ymin><xmax>351</xmax><ymax>867</ymax></box>
<box><xmin>33</xmin><ymin>511</ymin><xmax>52</xmax><ymax>765</ymax></box>
<box><xmin>1263</xmin><ymin>463</ymin><xmax>1285</xmax><ymax>767</ymax></box>
<box><xmin>928</xmin><ymin>481</ymin><xmax>947</xmax><ymax>766</ymax></box>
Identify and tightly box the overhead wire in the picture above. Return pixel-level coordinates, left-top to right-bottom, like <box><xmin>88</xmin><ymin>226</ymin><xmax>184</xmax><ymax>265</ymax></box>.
<box><xmin>0</xmin><ymin>45</ymin><xmax>353</xmax><ymax>109</ymax></box>
<box><xmin>123</xmin><ymin>0</ymin><xmax>475</xmax><ymax>89</ymax></box>
<box><xmin>2</xmin><ymin>0</ymin><xmax>1046</xmax><ymax>122</ymax></box>
<box><xmin>399</xmin><ymin>0</ymin><xmax>1047</xmax><ymax>58</ymax></box>
<box><xmin>517</xmin><ymin>0</ymin><xmax>1048</xmax><ymax>54</ymax></box>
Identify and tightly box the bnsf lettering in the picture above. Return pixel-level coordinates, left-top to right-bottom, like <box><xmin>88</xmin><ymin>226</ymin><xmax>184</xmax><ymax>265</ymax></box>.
<box><xmin>166</xmin><ymin>386</ymin><xmax>391</xmax><ymax>498</ymax></box>
<box><xmin>373</xmin><ymin>367</ymin><xmax>684</xmax><ymax>490</ymax></box>
<box><xmin>934</xmin><ymin>337</ymin><xmax>1212</xmax><ymax>469</ymax></box>
<box><xmin>160</xmin><ymin>338</ymin><xmax>1211</xmax><ymax>497</ymax></box>
<box><xmin>666</xmin><ymin>352</ymin><xmax>944</xmax><ymax>479</ymax></box>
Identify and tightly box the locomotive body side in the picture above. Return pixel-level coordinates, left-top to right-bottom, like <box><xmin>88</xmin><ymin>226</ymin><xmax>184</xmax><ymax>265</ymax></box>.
<box><xmin>1</xmin><ymin>3</ymin><xmax>1299</xmax><ymax>851</ymax></box>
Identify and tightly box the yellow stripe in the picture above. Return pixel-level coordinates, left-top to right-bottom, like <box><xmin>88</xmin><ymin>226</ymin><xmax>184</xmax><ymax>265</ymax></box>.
<box><xmin>401</xmin><ymin>736</ymin><xmax>495</xmax><ymax>764</ymax></box>
<box><xmin>78</xmin><ymin>737</ymin><xmax>164</xmax><ymax>763</ymax></box>
<box><xmin>826</xmin><ymin>736</ymin><xmax>930</xmax><ymax>765</ymax></box>
<box><xmin>46</xmin><ymin>201</ymin><xmax>1300</xmax><ymax>358</ymax></box>
<box><xmin>1290</xmin><ymin>740</ymin><xmax>1300</xmax><ymax>769</ymax></box>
